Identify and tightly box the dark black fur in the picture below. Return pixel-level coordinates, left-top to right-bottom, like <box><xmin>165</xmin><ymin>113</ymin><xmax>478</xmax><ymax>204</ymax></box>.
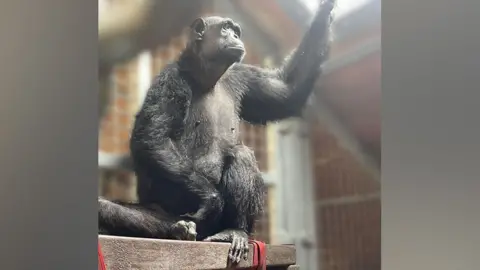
<box><xmin>99</xmin><ymin>0</ymin><xmax>335</xmax><ymax>264</ymax></box>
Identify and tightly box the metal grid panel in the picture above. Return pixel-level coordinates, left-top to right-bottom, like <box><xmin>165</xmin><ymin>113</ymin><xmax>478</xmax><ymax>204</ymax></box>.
<box><xmin>311</xmin><ymin>123</ymin><xmax>380</xmax><ymax>270</ymax></box>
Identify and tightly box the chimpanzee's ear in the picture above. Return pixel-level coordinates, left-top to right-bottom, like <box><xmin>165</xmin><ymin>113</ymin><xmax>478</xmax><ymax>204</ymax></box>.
<box><xmin>190</xmin><ymin>18</ymin><xmax>206</xmax><ymax>40</ymax></box>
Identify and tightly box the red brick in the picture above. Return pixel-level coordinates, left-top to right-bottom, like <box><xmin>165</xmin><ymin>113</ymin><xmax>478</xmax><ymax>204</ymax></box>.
<box><xmin>113</xmin><ymin>65</ymin><xmax>129</xmax><ymax>80</ymax></box>
<box><xmin>118</xmin><ymin>128</ymin><xmax>131</xmax><ymax>142</ymax></box>
<box><xmin>118</xmin><ymin>141</ymin><xmax>130</xmax><ymax>154</ymax></box>
<box><xmin>112</xmin><ymin>96</ymin><xmax>128</xmax><ymax>112</ymax></box>
<box><xmin>115</xmin><ymin>81</ymin><xmax>130</xmax><ymax>95</ymax></box>
<box><xmin>99</xmin><ymin>121</ymin><xmax>114</xmax><ymax>138</ymax></box>
<box><xmin>117</xmin><ymin>113</ymin><xmax>133</xmax><ymax>128</ymax></box>
<box><xmin>99</xmin><ymin>136</ymin><xmax>116</xmax><ymax>153</ymax></box>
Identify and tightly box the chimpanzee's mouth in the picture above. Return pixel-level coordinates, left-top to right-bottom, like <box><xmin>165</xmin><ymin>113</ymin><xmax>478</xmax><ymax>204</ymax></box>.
<box><xmin>227</xmin><ymin>45</ymin><xmax>245</xmax><ymax>51</ymax></box>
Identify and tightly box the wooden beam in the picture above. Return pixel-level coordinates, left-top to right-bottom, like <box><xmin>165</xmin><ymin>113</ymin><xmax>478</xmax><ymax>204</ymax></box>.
<box><xmin>99</xmin><ymin>235</ymin><xmax>296</xmax><ymax>270</ymax></box>
<box><xmin>323</xmin><ymin>36</ymin><xmax>381</xmax><ymax>75</ymax></box>
<box><xmin>316</xmin><ymin>192</ymin><xmax>381</xmax><ymax>207</ymax></box>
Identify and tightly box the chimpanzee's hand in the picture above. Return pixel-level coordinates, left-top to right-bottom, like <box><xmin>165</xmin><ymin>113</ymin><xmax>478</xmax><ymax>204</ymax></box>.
<box><xmin>204</xmin><ymin>229</ymin><xmax>249</xmax><ymax>265</ymax></box>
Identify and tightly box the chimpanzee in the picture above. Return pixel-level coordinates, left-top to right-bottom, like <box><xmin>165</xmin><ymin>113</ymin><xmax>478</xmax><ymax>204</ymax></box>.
<box><xmin>99</xmin><ymin>0</ymin><xmax>335</xmax><ymax>264</ymax></box>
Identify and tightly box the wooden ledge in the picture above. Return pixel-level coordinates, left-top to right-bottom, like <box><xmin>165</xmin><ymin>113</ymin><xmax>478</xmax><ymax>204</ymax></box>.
<box><xmin>99</xmin><ymin>235</ymin><xmax>297</xmax><ymax>270</ymax></box>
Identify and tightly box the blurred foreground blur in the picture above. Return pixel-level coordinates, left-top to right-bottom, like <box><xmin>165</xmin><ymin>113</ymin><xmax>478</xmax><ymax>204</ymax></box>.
<box><xmin>98</xmin><ymin>0</ymin><xmax>381</xmax><ymax>269</ymax></box>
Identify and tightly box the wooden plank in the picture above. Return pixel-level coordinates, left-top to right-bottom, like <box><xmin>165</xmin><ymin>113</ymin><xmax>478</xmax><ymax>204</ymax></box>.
<box><xmin>99</xmin><ymin>235</ymin><xmax>296</xmax><ymax>270</ymax></box>
<box><xmin>265</xmin><ymin>265</ymin><xmax>300</xmax><ymax>270</ymax></box>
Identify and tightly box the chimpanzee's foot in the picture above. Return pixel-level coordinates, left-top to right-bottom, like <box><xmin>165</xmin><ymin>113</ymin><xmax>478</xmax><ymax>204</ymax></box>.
<box><xmin>170</xmin><ymin>220</ymin><xmax>197</xmax><ymax>241</ymax></box>
<box><xmin>203</xmin><ymin>229</ymin><xmax>249</xmax><ymax>265</ymax></box>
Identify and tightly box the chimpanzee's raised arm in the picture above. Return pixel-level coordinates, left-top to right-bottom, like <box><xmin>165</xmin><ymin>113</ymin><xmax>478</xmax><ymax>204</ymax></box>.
<box><xmin>223</xmin><ymin>0</ymin><xmax>335</xmax><ymax>124</ymax></box>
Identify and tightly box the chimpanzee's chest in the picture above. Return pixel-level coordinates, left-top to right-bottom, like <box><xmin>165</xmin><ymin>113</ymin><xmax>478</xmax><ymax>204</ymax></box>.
<box><xmin>181</xmin><ymin>85</ymin><xmax>240</xmax><ymax>181</ymax></box>
<box><xmin>186</xmin><ymin>85</ymin><xmax>240</xmax><ymax>148</ymax></box>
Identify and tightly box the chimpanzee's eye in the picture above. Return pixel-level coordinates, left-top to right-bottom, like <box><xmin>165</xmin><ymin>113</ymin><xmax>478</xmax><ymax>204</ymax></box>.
<box><xmin>222</xmin><ymin>24</ymin><xmax>227</xmax><ymax>30</ymax></box>
<box><xmin>232</xmin><ymin>26</ymin><xmax>241</xmax><ymax>38</ymax></box>
<box><xmin>221</xmin><ymin>21</ymin><xmax>240</xmax><ymax>38</ymax></box>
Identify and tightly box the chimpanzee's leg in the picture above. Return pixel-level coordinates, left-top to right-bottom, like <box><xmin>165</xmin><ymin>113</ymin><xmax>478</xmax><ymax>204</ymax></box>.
<box><xmin>98</xmin><ymin>197</ymin><xmax>197</xmax><ymax>241</ymax></box>
<box><xmin>203</xmin><ymin>144</ymin><xmax>265</xmax><ymax>264</ymax></box>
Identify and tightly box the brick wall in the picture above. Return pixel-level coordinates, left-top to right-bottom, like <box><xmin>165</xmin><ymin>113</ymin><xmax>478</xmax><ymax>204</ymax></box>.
<box><xmin>99</xmin><ymin>59</ymin><xmax>139</xmax><ymax>154</ymax></box>
<box><xmin>311</xmin><ymin>123</ymin><xmax>380</xmax><ymax>270</ymax></box>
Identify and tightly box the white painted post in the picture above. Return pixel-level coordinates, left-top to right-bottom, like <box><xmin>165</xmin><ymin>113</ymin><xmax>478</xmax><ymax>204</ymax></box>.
<box><xmin>136</xmin><ymin>50</ymin><xmax>152</xmax><ymax>107</ymax></box>
<box><xmin>273</xmin><ymin>118</ymin><xmax>319</xmax><ymax>270</ymax></box>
